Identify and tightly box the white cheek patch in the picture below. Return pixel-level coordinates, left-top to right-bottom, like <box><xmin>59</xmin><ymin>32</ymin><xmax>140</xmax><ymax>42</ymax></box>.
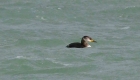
<box><xmin>84</xmin><ymin>38</ymin><xmax>91</xmax><ymax>42</ymax></box>
<box><xmin>87</xmin><ymin>39</ymin><xmax>91</xmax><ymax>42</ymax></box>
<box><xmin>87</xmin><ymin>38</ymin><xmax>91</xmax><ymax>42</ymax></box>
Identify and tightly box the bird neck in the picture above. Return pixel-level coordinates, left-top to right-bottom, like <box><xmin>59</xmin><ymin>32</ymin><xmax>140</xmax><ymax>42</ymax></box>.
<box><xmin>81</xmin><ymin>39</ymin><xmax>89</xmax><ymax>47</ymax></box>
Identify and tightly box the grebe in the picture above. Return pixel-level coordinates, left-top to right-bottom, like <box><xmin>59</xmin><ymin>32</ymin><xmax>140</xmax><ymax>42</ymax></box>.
<box><xmin>66</xmin><ymin>36</ymin><xmax>97</xmax><ymax>48</ymax></box>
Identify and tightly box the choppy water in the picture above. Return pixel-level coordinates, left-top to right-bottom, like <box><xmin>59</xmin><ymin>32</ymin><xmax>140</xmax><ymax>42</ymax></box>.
<box><xmin>0</xmin><ymin>0</ymin><xmax>140</xmax><ymax>80</ymax></box>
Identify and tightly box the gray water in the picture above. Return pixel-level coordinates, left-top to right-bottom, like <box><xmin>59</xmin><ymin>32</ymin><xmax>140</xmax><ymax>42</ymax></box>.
<box><xmin>0</xmin><ymin>0</ymin><xmax>140</xmax><ymax>80</ymax></box>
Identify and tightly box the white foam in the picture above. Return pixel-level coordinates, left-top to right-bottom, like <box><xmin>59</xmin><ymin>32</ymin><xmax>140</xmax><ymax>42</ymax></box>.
<box><xmin>16</xmin><ymin>56</ymin><xmax>25</xmax><ymax>59</ymax></box>
<box><xmin>58</xmin><ymin>8</ymin><xmax>61</xmax><ymax>10</ymax></box>
<box><xmin>120</xmin><ymin>27</ymin><xmax>130</xmax><ymax>30</ymax></box>
<box><xmin>41</xmin><ymin>17</ymin><xmax>46</xmax><ymax>20</ymax></box>
<box><xmin>46</xmin><ymin>58</ymin><xmax>71</xmax><ymax>66</ymax></box>
<box><xmin>36</xmin><ymin>16</ymin><xmax>39</xmax><ymax>18</ymax></box>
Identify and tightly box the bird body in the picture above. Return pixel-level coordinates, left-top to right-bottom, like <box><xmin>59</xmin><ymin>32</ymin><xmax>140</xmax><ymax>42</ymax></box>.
<box><xmin>66</xmin><ymin>36</ymin><xmax>96</xmax><ymax>48</ymax></box>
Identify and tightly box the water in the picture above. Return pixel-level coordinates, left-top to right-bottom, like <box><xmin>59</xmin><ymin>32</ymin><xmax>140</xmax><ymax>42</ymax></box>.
<box><xmin>0</xmin><ymin>0</ymin><xmax>140</xmax><ymax>80</ymax></box>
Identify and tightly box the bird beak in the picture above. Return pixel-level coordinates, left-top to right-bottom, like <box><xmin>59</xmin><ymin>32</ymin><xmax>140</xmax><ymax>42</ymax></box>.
<box><xmin>90</xmin><ymin>40</ymin><xmax>97</xmax><ymax>43</ymax></box>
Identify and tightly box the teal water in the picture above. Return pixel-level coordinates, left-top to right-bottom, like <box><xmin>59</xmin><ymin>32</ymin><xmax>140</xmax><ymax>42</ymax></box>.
<box><xmin>0</xmin><ymin>0</ymin><xmax>140</xmax><ymax>80</ymax></box>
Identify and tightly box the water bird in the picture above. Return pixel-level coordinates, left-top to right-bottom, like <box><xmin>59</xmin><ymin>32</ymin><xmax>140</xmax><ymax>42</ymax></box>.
<box><xmin>66</xmin><ymin>36</ymin><xmax>97</xmax><ymax>48</ymax></box>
